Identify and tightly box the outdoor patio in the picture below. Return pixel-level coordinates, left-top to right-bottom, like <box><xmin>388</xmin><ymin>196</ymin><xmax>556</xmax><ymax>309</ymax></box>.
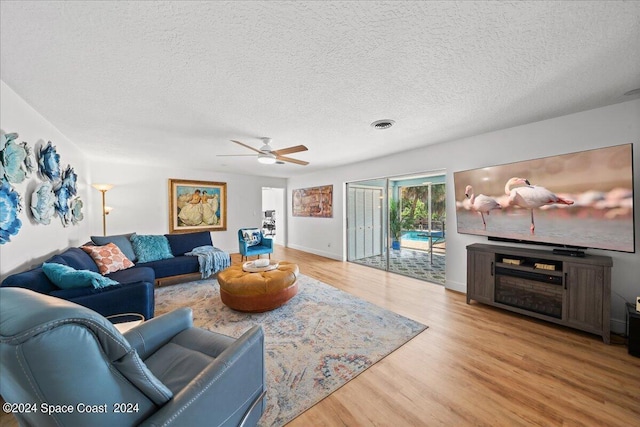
<box><xmin>351</xmin><ymin>240</ymin><xmax>446</xmax><ymax>285</ymax></box>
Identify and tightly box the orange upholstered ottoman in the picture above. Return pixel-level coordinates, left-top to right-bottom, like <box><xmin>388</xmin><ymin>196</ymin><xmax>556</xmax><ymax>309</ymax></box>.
<box><xmin>217</xmin><ymin>261</ymin><xmax>299</xmax><ymax>312</ymax></box>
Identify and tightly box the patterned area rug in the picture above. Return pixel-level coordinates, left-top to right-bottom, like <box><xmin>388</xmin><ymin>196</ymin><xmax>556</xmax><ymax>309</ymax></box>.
<box><xmin>155</xmin><ymin>274</ymin><xmax>427</xmax><ymax>427</ymax></box>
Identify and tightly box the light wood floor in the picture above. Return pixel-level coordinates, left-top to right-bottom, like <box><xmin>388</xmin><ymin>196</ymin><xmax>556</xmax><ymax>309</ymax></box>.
<box><xmin>2</xmin><ymin>246</ymin><xmax>638</xmax><ymax>427</ymax></box>
<box><xmin>262</xmin><ymin>246</ymin><xmax>639</xmax><ymax>427</ymax></box>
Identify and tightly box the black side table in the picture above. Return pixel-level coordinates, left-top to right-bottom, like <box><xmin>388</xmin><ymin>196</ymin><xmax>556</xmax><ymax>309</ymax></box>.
<box><xmin>626</xmin><ymin>303</ymin><xmax>640</xmax><ymax>357</ymax></box>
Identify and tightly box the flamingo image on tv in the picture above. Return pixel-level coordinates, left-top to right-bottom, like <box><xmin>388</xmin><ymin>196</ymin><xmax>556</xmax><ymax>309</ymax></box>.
<box><xmin>504</xmin><ymin>177</ymin><xmax>575</xmax><ymax>234</ymax></box>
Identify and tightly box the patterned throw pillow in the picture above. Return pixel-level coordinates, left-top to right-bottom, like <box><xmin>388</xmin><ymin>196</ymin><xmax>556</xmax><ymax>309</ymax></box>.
<box><xmin>241</xmin><ymin>228</ymin><xmax>262</xmax><ymax>247</ymax></box>
<box><xmin>81</xmin><ymin>242</ymin><xmax>135</xmax><ymax>275</ymax></box>
<box><xmin>91</xmin><ymin>233</ymin><xmax>137</xmax><ymax>262</ymax></box>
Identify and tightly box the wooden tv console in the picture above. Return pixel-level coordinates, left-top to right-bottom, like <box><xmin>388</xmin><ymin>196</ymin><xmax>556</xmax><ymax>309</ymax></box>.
<box><xmin>466</xmin><ymin>243</ymin><xmax>612</xmax><ymax>343</ymax></box>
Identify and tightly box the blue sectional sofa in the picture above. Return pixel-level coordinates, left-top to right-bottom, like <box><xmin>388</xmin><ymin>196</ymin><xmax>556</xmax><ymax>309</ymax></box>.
<box><xmin>1</xmin><ymin>231</ymin><xmax>226</xmax><ymax>321</ymax></box>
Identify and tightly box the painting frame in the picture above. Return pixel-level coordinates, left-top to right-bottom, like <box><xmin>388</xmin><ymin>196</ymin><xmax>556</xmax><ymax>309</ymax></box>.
<box><xmin>292</xmin><ymin>184</ymin><xmax>333</xmax><ymax>218</ymax></box>
<box><xmin>169</xmin><ymin>179</ymin><xmax>227</xmax><ymax>233</ymax></box>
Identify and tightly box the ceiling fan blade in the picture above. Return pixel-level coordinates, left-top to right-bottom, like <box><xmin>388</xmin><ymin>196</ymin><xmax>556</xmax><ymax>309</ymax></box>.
<box><xmin>276</xmin><ymin>155</ymin><xmax>309</xmax><ymax>166</ymax></box>
<box><xmin>231</xmin><ymin>139</ymin><xmax>262</xmax><ymax>154</ymax></box>
<box><xmin>272</xmin><ymin>145</ymin><xmax>308</xmax><ymax>156</ymax></box>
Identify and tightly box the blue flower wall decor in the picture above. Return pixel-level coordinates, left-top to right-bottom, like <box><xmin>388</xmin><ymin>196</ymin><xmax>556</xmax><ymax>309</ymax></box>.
<box><xmin>38</xmin><ymin>141</ymin><xmax>61</xmax><ymax>182</ymax></box>
<box><xmin>61</xmin><ymin>165</ymin><xmax>78</xmax><ymax>196</ymax></box>
<box><xmin>0</xmin><ymin>133</ymin><xmax>85</xmax><ymax>236</ymax></box>
<box><xmin>70</xmin><ymin>197</ymin><xmax>84</xmax><ymax>225</ymax></box>
<box><xmin>1</xmin><ymin>132</ymin><xmax>34</xmax><ymax>184</ymax></box>
<box><xmin>30</xmin><ymin>181</ymin><xmax>56</xmax><ymax>225</ymax></box>
<box><xmin>54</xmin><ymin>185</ymin><xmax>72</xmax><ymax>227</ymax></box>
<box><xmin>0</xmin><ymin>179</ymin><xmax>23</xmax><ymax>244</ymax></box>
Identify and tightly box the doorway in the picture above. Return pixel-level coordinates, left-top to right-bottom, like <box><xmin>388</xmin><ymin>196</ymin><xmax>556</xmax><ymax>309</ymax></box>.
<box><xmin>262</xmin><ymin>187</ymin><xmax>285</xmax><ymax>245</ymax></box>
<box><xmin>347</xmin><ymin>172</ymin><xmax>446</xmax><ymax>284</ymax></box>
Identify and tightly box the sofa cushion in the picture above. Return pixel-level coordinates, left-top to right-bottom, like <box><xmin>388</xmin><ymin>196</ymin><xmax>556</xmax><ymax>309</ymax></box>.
<box><xmin>107</xmin><ymin>266</ymin><xmax>155</xmax><ymax>285</ymax></box>
<box><xmin>131</xmin><ymin>235</ymin><xmax>174</xmax><ymax>263</ymax></box>
<box><xmin>46</xmin><ymin>254</ymin><xmax>69</xmax><ymax>266</ymax></box>
<box><xmin>50</xmin><ymin>280</ymin><xmax>155</xmax><ymax>321</ymax></box>
<box><xmin>136</xmin><ymin>255</ymin><xmax>199</xmax><ymax>279</ymax></box>
<box><xmin>165</xmin><ymin>231</ymin><xmax>212</xmax><ymax>256</ymax></box>
<box><xmin>0</xmin><ymin>267</ymin><xmax>58</xmax><ymax>294</ymax></box>
<box><xmin>42</xmin><ymin>262</ymin><xmax>119</xmax><ymax>289</ymax></box>
<box><xmin>81</xmin><ymin>243</ymin><xmax>134</xmax><ymax>275</ymax></box>
<box><xmin>143</xmin><ymin>335</ymin><xmax>215</xmax><ymax>394</ymax></box>
<box><xmin>240</xmin><ymin>228</ymin><xmax>262</xmax><ymax>247</ymax></box>
<box><xmin>91</xmin><ymin>233</ymin><xmax>137</xmax><ymax>262</ymax></box>
<box><xmin>50</xmin><ymin>282</ymin><xmax>126</xmax><ymax>299</ymax></box>
<box><xmin>56</xmin><ymin>248</ymin><xmax>100</xmax><ymax>273</ymax></box>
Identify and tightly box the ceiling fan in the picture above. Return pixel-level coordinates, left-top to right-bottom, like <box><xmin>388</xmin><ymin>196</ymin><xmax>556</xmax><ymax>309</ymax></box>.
<box><xmin>218</xmin><ymin>138</ymin><xmax>309</xmax><ymax>165</ymax></box>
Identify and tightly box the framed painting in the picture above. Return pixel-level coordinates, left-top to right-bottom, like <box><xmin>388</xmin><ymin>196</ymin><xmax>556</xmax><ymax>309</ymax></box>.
<box><xmin>169</xmin><ymin>179</ymin><xmax>227</xmax><ymax>233</ymax></box>
<box><xmin>292</xmin><ymin>185</ymin><xmax>333</xmax><ymax>218</ymax></box>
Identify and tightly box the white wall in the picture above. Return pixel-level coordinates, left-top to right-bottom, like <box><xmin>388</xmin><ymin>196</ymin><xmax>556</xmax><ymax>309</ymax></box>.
<box><xmin>0</xmin><ymin>81</ymin><xmax>94</xmax><ymax>279</ymax></box>
<box><xmin>1</xmin><ymin>80</ymin><xmax>286</xmax><ymax>279</ymax></box>
<box><xmin>287</xmin><ymin>99</ymin><xmax>640</xmax><ymax>333</ymax></box>
<box><xmin>87</xmin><ymin>161</ymin><xmax>286</xmax><ymax>253</ymax></box>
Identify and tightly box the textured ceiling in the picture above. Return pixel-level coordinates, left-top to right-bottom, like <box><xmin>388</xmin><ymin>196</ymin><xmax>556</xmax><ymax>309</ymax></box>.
<box><xmin>1</xmin><ymin>1</ymin><xmax>639</xmax><ymax>178</ymax></box>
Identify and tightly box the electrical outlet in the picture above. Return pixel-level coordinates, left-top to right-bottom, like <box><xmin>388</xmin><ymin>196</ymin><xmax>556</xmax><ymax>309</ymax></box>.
<box><xmin>636</xmin><ymin>296</ymin><xmax>640</xmax><ymax>312</ymax></box>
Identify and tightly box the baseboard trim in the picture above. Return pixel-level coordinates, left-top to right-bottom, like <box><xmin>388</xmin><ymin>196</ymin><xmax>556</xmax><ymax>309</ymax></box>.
<box><xmin>610</xmin><ymin>317</ymin><xmax>626</xmax><ymax>335</ymax></box>
<box><xmin>286</xmin><ymin>243</ymin><xmax>342</xmax><ymax>261</ymax></box>
<box><xmin>445</xmin><ymin>279</ymin><xmax>466</xmax><ymax>293</ymax></box>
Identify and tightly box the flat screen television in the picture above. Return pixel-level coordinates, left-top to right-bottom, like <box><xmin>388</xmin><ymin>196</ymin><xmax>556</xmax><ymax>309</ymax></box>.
<box><xmin>454</xmin><ymin>143</ymin><xmax>635</xmax><ymax>254</ymax></box>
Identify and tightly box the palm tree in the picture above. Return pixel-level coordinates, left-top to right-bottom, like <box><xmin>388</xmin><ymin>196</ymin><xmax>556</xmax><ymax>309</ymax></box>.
<box><xmin>402</xmin><ymin>186</ymin><xmax>429</xmax><ymax>224</ymax></box>
<box><xmin>430</xmin><ymin>183</ymin><xmax>446</xmax><ymax>222</ymax></box>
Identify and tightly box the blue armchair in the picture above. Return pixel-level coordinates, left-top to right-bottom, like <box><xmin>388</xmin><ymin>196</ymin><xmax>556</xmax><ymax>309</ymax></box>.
<box><xmin>0</xmin><ymin>288</ymin><xmax>266</xmax><ymax>427</ymax></box>
<box><xmin>238</xmin><ymin>228</ymin><xmax>274</xmax><ymax>261</ymax></box>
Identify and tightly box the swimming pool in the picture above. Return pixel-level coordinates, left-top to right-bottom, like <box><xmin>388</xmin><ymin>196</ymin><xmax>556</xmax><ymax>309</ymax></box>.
<box><xmin>402</xmin><ymin>230</ymin><xmax>445</xmax><ymax>242</ymax></box>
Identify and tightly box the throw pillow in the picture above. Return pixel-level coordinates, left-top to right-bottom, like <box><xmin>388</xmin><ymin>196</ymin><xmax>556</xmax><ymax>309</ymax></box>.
<box><xmin>241</xmin><ymin>228</ymin><xmax>262</xmax><ymax>247</ymax></box>
<box><xmin>81</xmin><ymin>243</ymin><xmax>135</xmax><ymax>275</ymax></box>
<box><xmin>91</xmin><ymin>233</ymin><xmax>137</xmax><ymax>262</ymax></box>
<box><xmin>131</xmin><ymin>234</ymin><xmax>174</xmax><ymax>263</ymax></box>
<box><xmin>42</xmin><ymin>262</ymin><xmax>120</xmax><ymax>289</ymax></box>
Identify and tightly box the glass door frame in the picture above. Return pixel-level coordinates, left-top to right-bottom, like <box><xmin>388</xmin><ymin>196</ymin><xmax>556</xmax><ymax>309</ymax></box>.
<box><xmin>347</xmin><ymin>170</ymin><xmax>446</xmax><ymax>283</ymax></box>
<box><xmin>346</xmin><ymin>179</ymin><xmax>389</xmax><ymax>271</ymax></box>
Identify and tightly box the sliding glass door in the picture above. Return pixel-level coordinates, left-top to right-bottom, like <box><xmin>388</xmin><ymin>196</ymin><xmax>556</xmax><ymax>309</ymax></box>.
<box><xmin>347</xmin><ymin>172</ymin><xmax>446</xmax><ymax>284</ymax></box>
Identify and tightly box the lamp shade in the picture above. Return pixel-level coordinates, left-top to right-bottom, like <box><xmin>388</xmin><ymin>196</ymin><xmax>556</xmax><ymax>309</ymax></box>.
<box><xmin>92</xmin><ymin>184</ymin><xmax>114</xmax><ymax>192</ymax></box>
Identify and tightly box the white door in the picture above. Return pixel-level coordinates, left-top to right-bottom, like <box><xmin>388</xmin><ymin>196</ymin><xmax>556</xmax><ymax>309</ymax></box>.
<box><xmin>348</xmin><ymin>185</ymin><xmax>383</xmax><ymax>260</ymax></box>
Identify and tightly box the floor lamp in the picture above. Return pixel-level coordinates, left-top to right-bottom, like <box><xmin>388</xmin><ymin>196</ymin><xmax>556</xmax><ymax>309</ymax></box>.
<box><xmin>92</xmin><ymin>184</ymin><xmax>114</xmax><ymax>236</ymax></box>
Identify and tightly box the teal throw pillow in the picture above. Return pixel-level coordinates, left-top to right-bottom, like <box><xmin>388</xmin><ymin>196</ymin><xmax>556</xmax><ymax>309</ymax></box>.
<box><xmin>241</xmin><ymin>228</ymin><xmax>262</xmax><ymax>247</ymax></box>
<box><xmin>131</xmin><ymin>234</ymin><xmax>174</xmax><ymax>263</ymax></box>
<box><xmin>91</xmin><ymin>233</ymin><xmax>137</xmax><ymax>262</ymax></box>
<box><xmin>42</xmin><ymin>262</ymin><xmax>120</xmax><ymax>289</ymax></box>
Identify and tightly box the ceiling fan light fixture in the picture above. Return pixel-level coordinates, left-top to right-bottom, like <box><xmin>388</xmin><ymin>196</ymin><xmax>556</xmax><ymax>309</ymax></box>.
<box><xmin>371</xmin><ymin>119</ymin><xmax>395</xmax><ymax>130</ymax></box>
<box><xmin>224</xmin><ymin>139</ymin><xmax>308</xmax><ymax>166</ymax></box>
<box><xmin>258</xmin><ymin>152</ymin><xmax>277</xmax><ymax>164</ymax></box>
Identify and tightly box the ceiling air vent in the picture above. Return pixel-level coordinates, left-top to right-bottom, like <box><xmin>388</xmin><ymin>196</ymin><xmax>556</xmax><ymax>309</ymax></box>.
<box><xmin>371</xmin><ymin>119</ymin><xmax>395</xmax><ymax>130</ymax></box>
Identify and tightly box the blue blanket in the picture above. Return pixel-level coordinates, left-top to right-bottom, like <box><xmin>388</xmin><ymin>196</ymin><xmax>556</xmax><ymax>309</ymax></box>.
<box><xmin>185</xmin><ymin>245</ymin><xmax>231</xmax><ymax>279</ymax></box>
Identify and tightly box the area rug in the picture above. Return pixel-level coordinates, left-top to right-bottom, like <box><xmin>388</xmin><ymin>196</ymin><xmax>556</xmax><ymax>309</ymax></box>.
<box><xmin>154</xmin><ymin>274</ymin><xmax>427</xmax><ymax>426</ymax></box>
